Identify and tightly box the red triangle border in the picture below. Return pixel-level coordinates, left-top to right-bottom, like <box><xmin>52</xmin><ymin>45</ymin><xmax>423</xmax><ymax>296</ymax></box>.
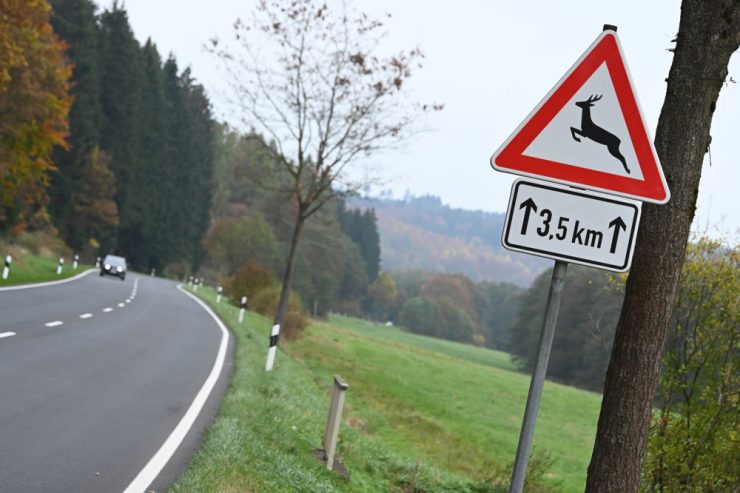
<box><xmin>492</xmin><ymin>32</ymin><xmax>669</xmax><ymax>204</ymax></box>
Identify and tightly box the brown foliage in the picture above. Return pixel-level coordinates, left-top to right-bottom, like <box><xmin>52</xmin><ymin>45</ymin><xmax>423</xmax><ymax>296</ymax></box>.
<box><xmin>70</xmin><ymin>147</ymin><xmax>118</xmax><ymax>240</ymax></box>
<box><xmin>0</xmin><ymin>0</ymin><xmax>72</xmax><ymax>228</ymax></box>
<box><xmin>419</xmin><ymin>273</ymin><xmax>479</xmax><ymax>324</ymax></box>
<box><xmin>250</xmin><ymin>285</ymin><xmax>309</xmax><ymax>340</ymax></box>
<box><xmin>226</xmin><ymin>261</ymin><xmax>276</xmax><ymax>303</ymax></box>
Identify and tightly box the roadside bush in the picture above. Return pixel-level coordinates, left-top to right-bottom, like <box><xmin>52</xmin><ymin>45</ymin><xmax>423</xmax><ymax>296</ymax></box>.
<box><xmin>226</xmin><ymin>261</ymin><xmax>276</xmax><ymax>303</ymax></box>
<box><xmin>250</xmin><ymin>284</ymin><xmax>309</xmax><ymax>340</ymax></box>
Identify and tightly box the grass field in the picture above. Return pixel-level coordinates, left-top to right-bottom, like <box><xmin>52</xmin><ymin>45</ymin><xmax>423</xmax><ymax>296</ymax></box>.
<box><xmin>171</xmin><ymin>287</ymin><xmax>602</xmax><ymax>492</ymax></box>
<box><xmin>0</xmin><ymin>255</ymin><xmax>91</xmax><ymax>287</ymax></box>
<box><xmin>289</xmin><ymin>315</ymin><xmax>602</xmax><ymax>492</ymax></box>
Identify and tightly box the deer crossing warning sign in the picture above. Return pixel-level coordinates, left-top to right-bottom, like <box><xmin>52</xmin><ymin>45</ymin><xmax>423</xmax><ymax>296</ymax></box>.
<box><xmin>490</xmin><ymin>30</ymin><xmax>670</xmax><ymax>204</ymax></box>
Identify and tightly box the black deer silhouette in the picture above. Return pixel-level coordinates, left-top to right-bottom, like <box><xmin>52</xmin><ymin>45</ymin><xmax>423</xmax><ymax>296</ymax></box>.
<box><xmin>570</xmin><ymin>94</ymin><xmax>630</xmax><ymax>174</ymax></box>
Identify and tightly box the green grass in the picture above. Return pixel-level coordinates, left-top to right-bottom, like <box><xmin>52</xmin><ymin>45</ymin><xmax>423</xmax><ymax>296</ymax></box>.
<box><xmin>171</xmin><ymin>287</ymin><xmax>602</xmax><ymax>492</ymax></box>
<box><xmin>327</xmin><ymin>315</ymin><xmax>518</xmax><ymax>373</ymax></box>
<box><xmin>0</xmin><ymin>255</ymin><xmax>92</xmax><ymax>287</ymax></box>
<box><xmin>289</xmin><ymin>315</ymin><xmax>602</xmax><ymax>492</ymax></box>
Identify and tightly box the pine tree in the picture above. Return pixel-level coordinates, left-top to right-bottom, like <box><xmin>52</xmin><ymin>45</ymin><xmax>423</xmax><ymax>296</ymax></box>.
<box><xmin>135</xmin><ymin>39</ymin><xmax>167</xmax><ymax>268</ymax></box>
<box><xmin>48</xmin><ymin>0</ymin><xmax>102</xmax><ymax>245</ymax></box>
<box><xmin>160</xmin><ymin>57</ymin><xmax>215</xmax><ymax>270</ymax></box>
<box><xmin>98</xmin><ymin>2</ymin><xmax>144</xmax><ymax>258</ymax></box>
<box><xmin>337</xmin><ymin>201</ymin><xmax>381</xmax><ymax>282</ymax></box>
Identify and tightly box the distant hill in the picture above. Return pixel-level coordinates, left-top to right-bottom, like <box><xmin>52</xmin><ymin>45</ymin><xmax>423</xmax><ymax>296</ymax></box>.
<box><xmin>352</xmin><ymin>195</ymin><xmax>548</xmax><ymax>286</ymax></box>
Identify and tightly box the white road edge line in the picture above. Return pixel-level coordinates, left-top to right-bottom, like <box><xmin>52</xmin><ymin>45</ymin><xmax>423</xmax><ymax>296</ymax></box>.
<box><xmin>122</xmin><ymin>284</ymin><xmax>229</xmax><ymax>493</ymax></box>
<box><xmin>103</xmin><ymin>307</ymin><xmax>113</xmax><ymax>313</ymax></box>
<box><xmin>45</xmin><ymin>321</ymin><xmax>63</xmax><ymax>327</ymax></box>
<box><xmin>0</xmin><ymin>332</ymin><xmax>16</xmax><ymax>339</ymax></box>
<box><xmin>0</xmin><ymin>269</ymin><xmax>95</xmax><ymax>292</ymax></box>
<box><xmin>80</xmin><ymin>313</ymin><xmax>93</xmax><ymax>319</ymax></box>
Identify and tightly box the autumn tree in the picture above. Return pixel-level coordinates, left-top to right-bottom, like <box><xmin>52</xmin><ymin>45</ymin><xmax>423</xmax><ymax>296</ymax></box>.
<box><xmin>68</xmin><ymin>147</ymin><xmax>118</xmax><ymax>252</ymax></box>
<box><xmin>366</xmin><ymin>271</ymin><xmax>398</xmax><ymax>321</ymax></box>
<box><xmin>642</xmin><ymin>238</ymin><xmax>739</xmax><ymax>492</ymax></box>
<box><xmin>586</xmin><ymin>3</ymin><xmax>740</xmax><ymax>491</ymax></box>
<box><xmin>209</xmin><ymin>0</ymin><xmax>439</xmax><ymax>330</ymax></box>
<box><xmin>0</xmin><ymin>0</ymin><xmax>72</xmax><ymax>231</ymax></box>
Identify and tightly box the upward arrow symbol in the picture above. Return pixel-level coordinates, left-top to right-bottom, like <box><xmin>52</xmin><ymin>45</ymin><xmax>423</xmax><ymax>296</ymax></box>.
<box><xmin>608</xmin><ymin>216</ymin><xmax>627</xmax><ymax>253</ymax></box>
<box><xmin>519</xmin><ymin>198</ymin><xmax>538</xmax><ymax>235</ymax></box>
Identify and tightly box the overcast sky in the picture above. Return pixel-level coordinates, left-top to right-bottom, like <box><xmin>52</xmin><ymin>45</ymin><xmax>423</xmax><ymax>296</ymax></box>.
<box><xmin>104</xmin><ymin>0</ymin><xmax>739</xmax><ymax>237</ymax></box>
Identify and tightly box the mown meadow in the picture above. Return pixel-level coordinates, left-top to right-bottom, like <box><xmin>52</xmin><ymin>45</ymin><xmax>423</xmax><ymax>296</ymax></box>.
<box><xmin>170</xmin><ymin>287</ymin><xmax>602</xmax><ymax>492</ymax></box>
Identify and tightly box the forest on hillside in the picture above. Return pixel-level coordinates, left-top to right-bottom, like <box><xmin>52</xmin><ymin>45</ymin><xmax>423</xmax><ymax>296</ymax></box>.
<box><xmin>1</xmin><ymin>0</ymin><xmax>526</xmax><ymax>345</ymax></box>
<box><xmin>355</xmin><ymin>196</ymin><xmax>548</xmax><ymax>285</ymax></box>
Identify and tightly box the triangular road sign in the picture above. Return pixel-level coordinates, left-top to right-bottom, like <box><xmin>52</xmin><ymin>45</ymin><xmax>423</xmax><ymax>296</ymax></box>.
<box><xmin>491</xmin><ymin>30</ymin><xmax>670</xmax><ymax>204</ymax></box>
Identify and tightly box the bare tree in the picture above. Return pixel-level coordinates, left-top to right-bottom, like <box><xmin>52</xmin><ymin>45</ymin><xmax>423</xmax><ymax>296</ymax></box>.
<box><xmin>585</xmin><ymin>2</ymin><xmax>739</xmax><ymax>491</ymax></box>
<box><xmin>208</xmin><ymin>0</ymin><xmax>438</xmax><ymax>328</ymax></box>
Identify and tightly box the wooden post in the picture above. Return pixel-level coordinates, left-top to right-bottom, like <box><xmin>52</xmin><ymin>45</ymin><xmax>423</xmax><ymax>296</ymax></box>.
<box><xmin>323</xmin><ymin>376</ymin><xmax>349</xmax><ymax>471</ymax></box>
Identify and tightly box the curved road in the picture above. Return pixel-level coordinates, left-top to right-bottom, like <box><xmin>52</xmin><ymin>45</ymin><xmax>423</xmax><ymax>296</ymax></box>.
<box><xmin>0</xmin><ymin>271</ymin><xmax>232</xmax><ymax>493</ymax></box>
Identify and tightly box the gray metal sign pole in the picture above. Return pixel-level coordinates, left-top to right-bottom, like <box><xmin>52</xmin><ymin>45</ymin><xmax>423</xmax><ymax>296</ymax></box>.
<box><xmin>509</xmin><ymin>260</ymin><xmax>568</xmax><ymax>493</ymax></box>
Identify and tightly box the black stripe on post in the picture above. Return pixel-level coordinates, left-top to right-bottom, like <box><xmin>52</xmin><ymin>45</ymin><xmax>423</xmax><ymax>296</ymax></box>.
<box><xmin>269</xmin><ymin>334</ymin><xmax>279</xmax><ymax>347</ymax></box>
<box><xmin>4</xmin><ymin>258</ymin><xmax>9</xmax><ymax>268</ymax></box>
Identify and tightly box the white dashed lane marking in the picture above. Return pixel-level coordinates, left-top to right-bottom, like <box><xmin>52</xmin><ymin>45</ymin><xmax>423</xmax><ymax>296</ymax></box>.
<box><xmin>103</xmin><ymin>308</ymin><xmax>113</xmax><ymax>313</ymax></box>
<box><xmin>80</xmin><ymin>313</ymin><xmax>93</xmax><ymax>319</ymax></box>
<box><xmin>0</xmin><ymin>332</ymin><xmax>16</xmax><ymax>339</ymax></box>
<box><xmin>45</xmin><ymin>321</ymin><xmax>63</xmax><ymax>327</ymax></box>
<box><xmin>117</xmin><ymin>303</ymin><xmax>125</xmax><ymax>308</ymax></box>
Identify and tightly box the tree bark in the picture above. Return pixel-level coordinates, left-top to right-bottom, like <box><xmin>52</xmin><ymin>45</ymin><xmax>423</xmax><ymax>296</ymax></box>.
<box><xmin>585</xmin><ymin>2</ymin><xmax>739</xmax><ymax>492</ymax></box>
<box><xmin>274</xmin><ymin>214</ymin><xmax>304</xmax><ymax>329</ymax></box>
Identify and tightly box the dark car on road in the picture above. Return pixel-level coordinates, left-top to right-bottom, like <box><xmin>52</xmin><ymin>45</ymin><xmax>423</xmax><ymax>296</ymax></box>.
<box><xmin>100</xmin><ymin>255</ymin><xmax>127</xmax><ymax>280</ymax></box>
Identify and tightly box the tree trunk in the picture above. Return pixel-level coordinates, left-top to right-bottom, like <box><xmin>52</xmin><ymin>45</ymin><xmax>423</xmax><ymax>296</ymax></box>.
<box><xmin>585</xmin><ymin>3</ymin><xmax>739</xmax><ymax>492</ymax></box>
<box><xmin>274</xmin><ymin>215</ymin><xmax>304</xmax><ymax>329</ymax></box>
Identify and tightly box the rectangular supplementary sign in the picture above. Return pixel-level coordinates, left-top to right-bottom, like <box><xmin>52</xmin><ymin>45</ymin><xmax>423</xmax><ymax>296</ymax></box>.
<box><xmin>503</xmin><ymin>179</ymin><xmax>641</xmax><ymax>271</ymax></box>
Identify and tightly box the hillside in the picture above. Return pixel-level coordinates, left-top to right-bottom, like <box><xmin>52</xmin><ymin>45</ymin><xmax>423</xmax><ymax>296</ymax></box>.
<box><xmin>353</xmin><ymin>196</ymin><xmax>548</xmax><ymax>286</ymax></box>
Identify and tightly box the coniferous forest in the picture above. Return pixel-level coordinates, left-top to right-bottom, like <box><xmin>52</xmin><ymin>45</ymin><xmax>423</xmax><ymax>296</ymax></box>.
<box><xmin>47</xmin><ymin>0</ymin><xmax>213</xmax><ymax>271</ymax></box>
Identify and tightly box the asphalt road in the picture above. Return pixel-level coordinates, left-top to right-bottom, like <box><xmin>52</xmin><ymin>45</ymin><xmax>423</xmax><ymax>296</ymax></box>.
<box><xmin>0</xmin><ymin>271</ymin><xmax>232</xmax><ymax>493</ymax></box>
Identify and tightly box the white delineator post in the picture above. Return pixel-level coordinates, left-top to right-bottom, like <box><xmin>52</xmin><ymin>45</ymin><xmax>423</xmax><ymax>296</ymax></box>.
<box><xmin>216</xmin><ymin>286</ymin><xmax>222</xmax><ymax>303</ymax></box>
<box><xmin>150</xmin><ymin>268</ymin><xmax>156</xmax><ymax>276</ymax></box>
<box><xmin>188</xmin><ymin>276</ymin><xmax>193</xmax><ymax>287</ymax></box>
<box><xmin>193</xmin><ymin>278</ymin><xmax>199</xmax><ymax>292</ymax></box>
<box><xmin>73</xmin><ymin>254</ymin><xmax>79</xmax><ymax>270</ymax></box>
<box><xmin>265</xmin><ymin>324</ymin><xmax>280</xmax><ymax>371</ymax></box>
<box><xmin>2</xmin><ymin>255</ymin><xmax>11</xmax><ymax>280</ymax></box>
<box><xmin>56</xmin><ymin>257</ymin><xmax>64</xmax><ymax>275</ymax></box>
<box><xmin>323</xmin><ymin>376</ymin><xmax>349</xmax><ymax>471</ymax></box>
<box><xmin>95</xmin><ymin>257</ymin><xmax>101</xmax><ymax>269</ymax></box>
<box><xmin>238</xmin><ymin>296</ymin><xmax>247</xmax><ymax>323</ymax></box>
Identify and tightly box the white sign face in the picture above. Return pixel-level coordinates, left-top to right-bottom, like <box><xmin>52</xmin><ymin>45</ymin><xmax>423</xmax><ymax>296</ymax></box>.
<box><xmin>503</xmin><ymin>179</ymin><xmax>641</xmax><ymax>272</ymax></box>
<box><xmin>522</xmin><ymin>63</ymin><xmax>643</xmax><ymax>180</ymax></box>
